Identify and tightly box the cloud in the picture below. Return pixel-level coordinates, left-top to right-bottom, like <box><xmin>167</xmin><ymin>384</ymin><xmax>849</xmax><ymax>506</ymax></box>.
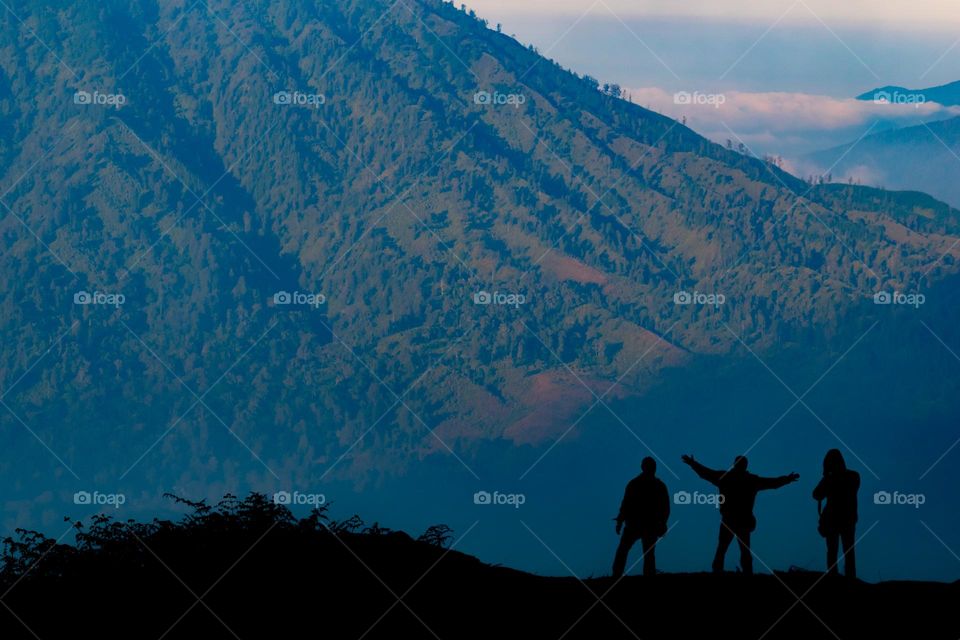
<box><xmin>631</xmin><ymin>87</ymin><xmax>960</xmax><ymax>133</ymax></box>
<box><xmin>626</xmin><ymin>87</ymin><xmax>960</xmax><ymax>156</ymax></box>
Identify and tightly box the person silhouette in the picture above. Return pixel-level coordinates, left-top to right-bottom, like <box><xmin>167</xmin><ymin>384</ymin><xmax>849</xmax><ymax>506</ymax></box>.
<box><xmin>813</xmin><ymin>448</ymin><xmax>860</xmax><ymax>579</ymax></box>
<box><xmin>612</xmin><ymin>457</ymin><xmax>670</xmax><ymax>578</ymax></box>
<box><xmin>681</xmin><ymin>454</ymin><xmax>799</xmax><ymax>575</ymax></box>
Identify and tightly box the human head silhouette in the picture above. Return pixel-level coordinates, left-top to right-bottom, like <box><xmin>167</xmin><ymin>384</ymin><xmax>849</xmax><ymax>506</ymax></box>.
<box><xmin>733</xmin><ymin>455</ymin><xmax>748</xmax><ymax>472</ymax></box>
<box><xmin>823</xmin><ymin>448</ymin><xmax>846</xmax><ymax>474</ymax></box>
<box><xmin>641</xmin><ymin>457</ymin><xmax>656</xmax><ymax>475</ymax></box>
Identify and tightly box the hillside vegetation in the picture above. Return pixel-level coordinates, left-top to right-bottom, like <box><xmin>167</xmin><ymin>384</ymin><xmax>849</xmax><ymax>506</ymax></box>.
<box><xmin>1</xmin><ymin>0</ymin><xmax>958</xmax><ymax>485</ymax></box>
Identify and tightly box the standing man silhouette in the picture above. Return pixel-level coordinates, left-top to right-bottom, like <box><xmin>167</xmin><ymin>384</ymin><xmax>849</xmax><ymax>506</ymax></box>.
<box><xmin>813</xmin><ymin>449</ymin><xmax>860</xmax><ymax>578</ymax></box>
<box><xmin>681</xmin><ymin>454</ymin><xmax>799</xmax><ymax>575</ymax></box>
<box><xmin>613</xmin><ymin>457</ymin><xmax>670</xmax><ymax>577</ymax></box>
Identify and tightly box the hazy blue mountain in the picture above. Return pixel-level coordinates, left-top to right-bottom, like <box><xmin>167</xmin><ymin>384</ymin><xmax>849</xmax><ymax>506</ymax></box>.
<box><xmin>802</xmin><ymin>116</ymin><xmax>960</xmax><ymax>208</ymax></box>
<box><xmin>857</xmin><ymin>80</ymin><xmax>960</xmax><ymax>106</ymax></box>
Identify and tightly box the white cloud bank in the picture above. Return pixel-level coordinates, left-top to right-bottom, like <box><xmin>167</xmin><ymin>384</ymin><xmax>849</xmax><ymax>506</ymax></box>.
<box><xmin>627</xmin><ymin>87</ymin><xmax>960</xmax><ymax>156</ymax></box>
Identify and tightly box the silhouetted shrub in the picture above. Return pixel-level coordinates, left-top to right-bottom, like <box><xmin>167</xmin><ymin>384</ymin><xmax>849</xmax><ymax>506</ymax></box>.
<box><xmin>0</xmin><ymin>493</ymin><xmax>452</xmax><ymax>584</ymax></box>
<box><xmin>418</xmin><ymin>524</ymin><xmax>455</xmax><ymax>548</ymax></box>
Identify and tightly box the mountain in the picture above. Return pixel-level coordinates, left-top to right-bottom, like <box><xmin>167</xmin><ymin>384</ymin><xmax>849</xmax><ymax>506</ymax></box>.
<box><xmin>801</xmin><ymin>116</ymin><xmax>960</xmax><ymax>208</ymax></box>
<box><xmin>857</xmin><ymin>80</ymin><xmax>960</xmax><ymax>106</ymax></box>
<box><xmin>2</xmin><ymin>0</ymin><xmax>960</xmax><ymax>550</ymax></box>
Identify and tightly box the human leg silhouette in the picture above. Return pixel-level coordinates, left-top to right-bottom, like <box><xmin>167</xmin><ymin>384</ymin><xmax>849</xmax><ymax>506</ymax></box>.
<box><xmin>713</xmin><ymin>525</ymin><xmax>733</xmax><ymax>572</ymax></box>
<box><xmin>736</xmin><ymin>529</ymin><xmax>752</xmax><ymax>575</ymax></box>
<box><xmin>640</xmin><ymin>536</ymin><xmax>657</xmax><ymax>577</ymax></box>
<box><xmin>825</xmin><ymin>532</ymin><xmax>840</xmax><ymax>574</ymax></box>
<box><xmin>841</xmin><ymin>525</ymin><xmax>856</xmax><ymax>579</ymax></box>
<box><xmin>612</xmin><ymin>528</ymin><xmax>640</xmax><ymax>578</ymax></box>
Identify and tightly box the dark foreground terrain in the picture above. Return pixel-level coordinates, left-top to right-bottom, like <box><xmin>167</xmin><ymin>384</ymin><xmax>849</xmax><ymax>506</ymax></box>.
<box><xmin>0</xmin><ymin>494</ymin><xmax>955</xmax><ymax>639</ymax></box>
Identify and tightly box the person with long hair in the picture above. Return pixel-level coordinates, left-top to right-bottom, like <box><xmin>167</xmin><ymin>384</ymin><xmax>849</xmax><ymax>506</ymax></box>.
<box><xmin>813</xmin><ymin>449</ymin><xmax>860</xmax><ymax>578</ymax></box>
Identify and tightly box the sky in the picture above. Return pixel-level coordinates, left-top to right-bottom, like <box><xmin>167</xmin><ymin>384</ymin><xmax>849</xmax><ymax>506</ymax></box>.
<box><xmin>461</xmin><ymin>0</ymin><xmax>960</xmax><ymax>158</ymax></box>
<box><xmin>465</xmin><ymin>0</ymin><xmax>960</xmax><ymax>29</ymax></box>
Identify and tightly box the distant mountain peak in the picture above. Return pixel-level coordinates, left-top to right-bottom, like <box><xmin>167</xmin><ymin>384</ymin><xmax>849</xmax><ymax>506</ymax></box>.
<box><xmin>857</xmin><ymin>79</ymin><xmax>960</xmax><ymax>106</ymax></box>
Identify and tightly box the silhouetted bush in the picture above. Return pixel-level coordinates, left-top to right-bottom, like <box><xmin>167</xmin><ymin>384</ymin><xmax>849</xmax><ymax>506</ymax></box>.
<box><xmin>0</xmin><ymin>492</ymin><xmax>452</xmax><ymax>584</ymax></box>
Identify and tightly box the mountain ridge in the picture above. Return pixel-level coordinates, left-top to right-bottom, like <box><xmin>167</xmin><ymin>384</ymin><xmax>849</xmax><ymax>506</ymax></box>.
<box><xmin>802</xmin><ymin>116</ymin><xmax>960</xmax><ymax>209</ymax></box>
<box><xmin>1</xmin><ymin>493</ymin><xmax>956</xmax><ymax>639</ymax></box>
<box><xmin>856</xmin><ymin>80</ymin><xmax>960</xmax><ymax>106</ymax></box>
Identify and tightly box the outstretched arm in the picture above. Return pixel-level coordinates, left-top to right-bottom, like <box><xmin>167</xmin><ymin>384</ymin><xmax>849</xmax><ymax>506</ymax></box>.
<box><xmin>681</xmin><ymin>455</ymin><xmax>723</xmax><ymax>486</ymax></box>
<box><xmin>757</xmin><ymin>472</ymin><xmax>800</xmax><ymax>491</ymax></box>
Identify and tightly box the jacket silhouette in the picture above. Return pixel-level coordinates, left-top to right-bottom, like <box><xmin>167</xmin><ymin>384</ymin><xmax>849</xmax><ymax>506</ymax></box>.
<box><xmin>613</xmin><ymin>457</ymin><xmax>670</xmax><ymax>577</ymax></box>
<box><xmin>813</xmin><ymin>448</ymin><xmax>860</xmax><ymax>578</ymax></box>
<box><xmin>681</xmin><ymin>454</ymin><xmax>798</xmax><ymax>575</ymax></box>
